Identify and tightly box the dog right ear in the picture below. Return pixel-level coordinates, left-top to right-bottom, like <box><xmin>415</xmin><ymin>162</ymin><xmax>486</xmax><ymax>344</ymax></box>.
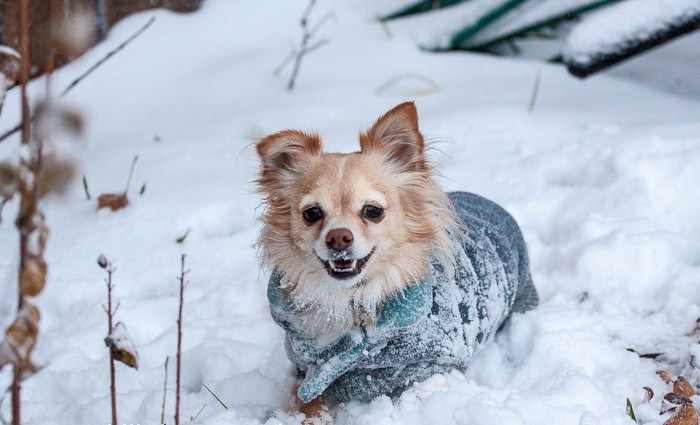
<box><xmin>256</xmin><ymin>130</ymin><xmax>322</xmax><ymax>194</ymax></box>
<box><xmin>360</xmin><ymin>102</ymin><xmax>426</xmax><ymax>173</ymax></box>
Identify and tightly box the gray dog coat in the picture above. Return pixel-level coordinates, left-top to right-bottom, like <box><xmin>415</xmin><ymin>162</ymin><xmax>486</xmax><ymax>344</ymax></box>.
<box><xmin>268</xmin><ymin>191</ymin><xmax>539</xmax><ymax>403</ymax></box>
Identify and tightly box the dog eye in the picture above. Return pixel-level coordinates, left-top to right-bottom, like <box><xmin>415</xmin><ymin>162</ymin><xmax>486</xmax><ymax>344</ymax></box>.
<box><xmin>362</xmin><ymin>205</ymin><xmax>384</xmax><ymax>222</ymax></box>
<box><xmin>302</xmin><ymin>207</ymin><xmax>324</xmax><ymax>224</ymax></box>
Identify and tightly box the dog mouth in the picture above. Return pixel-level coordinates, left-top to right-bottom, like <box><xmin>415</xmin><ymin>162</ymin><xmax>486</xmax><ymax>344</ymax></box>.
<box><xmin>319</xmin><ymin>248</ymin><xmax>376</xmax><ymax>280</ymax></box>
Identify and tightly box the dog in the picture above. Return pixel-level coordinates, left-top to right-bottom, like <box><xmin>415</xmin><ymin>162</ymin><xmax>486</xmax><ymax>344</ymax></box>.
<box><xmin>255</xmin><ymin>102</ymin><xmax>538</xmax><ymax>412</ymax></box>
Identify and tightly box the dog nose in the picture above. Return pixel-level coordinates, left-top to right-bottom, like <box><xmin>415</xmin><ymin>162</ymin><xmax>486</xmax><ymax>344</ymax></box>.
<box><xmin>326</xmin><ymin>228</ymin><xmax>353</xmax><ymax>251</ymax></box>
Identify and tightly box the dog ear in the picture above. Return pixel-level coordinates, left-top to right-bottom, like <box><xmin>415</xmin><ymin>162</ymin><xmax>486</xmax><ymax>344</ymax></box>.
<box><xmin>360</xmin><ymin>102</ymin><xmax>426</xmax><ymax>172</ymax></box>
<box><xmin>256</xmin><ymin>130</ymin><xmax>322</xmax><ymax>194</ymax></box>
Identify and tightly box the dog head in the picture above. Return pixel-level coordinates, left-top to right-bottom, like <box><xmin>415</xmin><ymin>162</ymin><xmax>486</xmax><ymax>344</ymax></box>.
<box><xmin>256</xmin><ymin>102</ymin><xmax>456</xmax><ymax>307</ymax></box>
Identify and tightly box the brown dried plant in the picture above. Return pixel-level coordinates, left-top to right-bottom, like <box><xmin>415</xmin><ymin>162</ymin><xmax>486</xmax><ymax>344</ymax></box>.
<box><xmin>651</xmin><ymin>372</ymin><xmax>699</xmax><ymax>425</ymax></box>
<box><xmin>97</xmin><ymin>156</ymin><xmax>138</xmax><ymax>211</ymax></box>
<box><xmin>0</xmin><ymin>3</ymin><xmax>83</xmax><ymax>424</ymax></box>
<box><xmin>175</xmin><ymin>254</ymin><xmax>189</xmax><ymax>425</ymax></box>
<box><xmin>274</xmin><ymin>0</ymin><xmax>333</xmax><ymax>91</ymax></box>
<box><xmin>98</xmin><ymin>255</ymin><xmax>139</xmax><ymax>425</ymax></box>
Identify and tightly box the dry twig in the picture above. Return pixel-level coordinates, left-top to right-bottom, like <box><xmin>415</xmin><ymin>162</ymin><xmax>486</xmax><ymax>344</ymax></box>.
<box><xmin>175</xmin><ymin>254</ymin><xmax>189</xmax><ymax>425</ymax></box>
<box><xmin>98</xmin><ymin>254</ymin><xmax>119</xmax><ymax>425</ymax></box>
<box><xmin>161</xmin><ymin>356</ymin><xmax>169</xmax><ymax>425</ymax></box>
<box><xmin>10</xmin><ymin>2</ymin><xmax>31</xmax><ymax>423</ymax></box>
<box><xmin>0</xmin><ymin>5</ymin><xmax>82</xmax><ymax>425</ymax></box>
<box><xmin>0</xmin><ymin>17</ymin><xmax>156</xmax><ymax>144</ymax></box>
<box><xmin>276</xmin><ymin>0</ymin><xmax>333</xmax><ymax>90</ymax></box>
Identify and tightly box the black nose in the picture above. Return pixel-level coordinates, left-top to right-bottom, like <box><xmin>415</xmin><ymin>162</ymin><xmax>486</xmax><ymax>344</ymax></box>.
<box><xmin>326</xmin><ymin>228</ymin><xmax>353</xmax><ymax>251</ymax></box>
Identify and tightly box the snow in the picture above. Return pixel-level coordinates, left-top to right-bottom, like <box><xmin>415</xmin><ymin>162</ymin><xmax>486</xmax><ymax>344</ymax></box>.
<box><xmin>606</xmin><ymin>30</ymin><xmax>700</xmax><ymax>101</ymax></box>
<box><xmin>565</xmin><ymin>0</ymin><xmax>700</xmax><ymax>68</ymax></box>
<box><xmin>384</xmin><ymin>0</ymin><xmax>516</xmax><ymax>49</ymax></box>
<box><xmin>466</xmin><ymin>0</ymin><xmax>610</xmax><ymax>48</ymax></box>
<box><xmin>386</xmin><ymin>0</ymin><xmax>612</xmax><ymax>50</ymax></box>
<box><xmin>0</xmin><ymin>1</ymin><xmax>699</xmax><ymax>424</ymax></box>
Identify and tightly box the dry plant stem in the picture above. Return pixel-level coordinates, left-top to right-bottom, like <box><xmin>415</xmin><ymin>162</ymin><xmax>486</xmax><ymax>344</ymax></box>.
<box><xmin>104</xmin><ymin>264</ymin><xmax>118</xmax><ymax>425</ymax></box>
<box><xmin>60</xmin><ymin>17</ymin><xmax>155</xmax><ymax>97</ymax></box>
<box><xmin>0</xmin><ymin>17</ymin><xmax>157</xmax><ymax>144</ymax></box>
<box><xmin>528</xmin><ymin>69</ymin><xmax>542</xmax><ymax>112</ymax></box>
<box><xmin>287</xmin><ymin>0</ymin><xmax>331</xmax><ymax>90</ymax></box>
<box><xmin>175</xmin><ymin>254</ymin><xmax>188</xmax><ymax>425</ymax></box>
<box><xmin>190</xmin><ymin>404</ymin><xmax>206</xmax><ymax>422</ymax></box>
<box><xmin>109</xmin><ymin>347</ymin><xmax>117</xmax><ymax>425</ymax></box>
<box><xmin>374</xmin><ymin>73</ymin><xmax>440</xmax><ymax>95</ymax></box>
<box><xmin>202</xmin><ymin>384</ymin><xmax>228</xmax><ymax>410</ymax></box>
<box><xmin>10</xmin><ymin>369</ymin><xmax>19</xmax><ymax>425</ymax></box>
<box><xmin>161</xmin><ymin>356</ymin><xmax>169</xmax><ymax>425</ymax></box>
<box><xmin>18</xmin><ymin>0</ymin><xmax>29</xmax><ymax>147</ymax></box>
<box><xmin>12</xmin><ymin>1</ymin><xmax>30</xmax><ymax>423</ymax></box>
<box><xmin>125</xmin><ymin>156</ymin><xmax>138</xmax><ymax>193</ymax></box>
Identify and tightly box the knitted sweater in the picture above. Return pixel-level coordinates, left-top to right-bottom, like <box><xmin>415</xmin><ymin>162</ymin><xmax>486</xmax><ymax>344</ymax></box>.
<box><xmin>268</xmin><ymin>192</ymin><xmax>539</xmax><ymax>404</ymax></box>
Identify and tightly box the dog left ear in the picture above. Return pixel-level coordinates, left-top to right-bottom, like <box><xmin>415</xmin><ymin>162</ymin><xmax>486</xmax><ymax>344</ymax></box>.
<box><xmin>256</xmin><ymin>130</ymin><xmax>322</xmax><ymax>195</ymax></box>
<box><xmin>360</xmin><ymin>102</ymin><xmax>426</xmax><ymax>172</ymax></box>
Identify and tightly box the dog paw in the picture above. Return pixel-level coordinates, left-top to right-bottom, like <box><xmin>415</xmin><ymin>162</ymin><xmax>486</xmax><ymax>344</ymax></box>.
<box><xmin>298</xmin><ymin>396</ymin><xmax>332</xmax><ymax>425</ymax></box>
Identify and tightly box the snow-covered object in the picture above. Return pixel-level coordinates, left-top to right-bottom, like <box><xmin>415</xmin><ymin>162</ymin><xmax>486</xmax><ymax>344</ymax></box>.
<box><xmin>104</xmin><ymin>321</ymin><xmax>139</xmax><ymax>369</ymax></box>
<box><xmin>465</xmin><ymin>0</ymin><xmax>614</xmax><ymax>49</ymax></box>
<box><xmin>387</xmin><ymin>0</ymin><xmax>521</xmax><ymax>50</ymax></box>
<box><xmin>268</xmin><ymin>192</ymin><xmax>539</xmax><ymax>403</ymax></box>
<box><xmin>565</xmin><ymin>0</ymin><xmax>700</xmax><ymax>77</ymax></box>
<box><xmin>387</xmin><ymin>0</ymin><xmax>615</xmax><ymax>50</ymax></box>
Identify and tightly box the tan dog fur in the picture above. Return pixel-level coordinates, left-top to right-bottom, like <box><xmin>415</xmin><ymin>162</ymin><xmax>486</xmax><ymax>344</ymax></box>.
<box><xmin>256</xmin><ymin>102</ymin><xmax>460</xmax><ymax>345</ymax></box>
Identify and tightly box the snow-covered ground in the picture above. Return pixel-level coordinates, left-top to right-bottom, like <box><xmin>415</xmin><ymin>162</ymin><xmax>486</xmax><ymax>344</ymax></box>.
<box><xmin>1</xmin><ymin>1</ymin><xmax>699</xmax><ymax>424</ymax></box>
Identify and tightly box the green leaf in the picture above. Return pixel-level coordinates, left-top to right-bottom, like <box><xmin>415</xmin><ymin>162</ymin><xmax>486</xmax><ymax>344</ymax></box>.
<box><xmin>467</xmin><ymin>0</ymin><xmax>623</xmax><ymax>51</ymax></box>
<box><xmin>626</xmin><ymin>398</ymin><xmax>637</xmax><ymax>422</ymax></box>
<box><xmin>176</xmin><ymin>229</ymin><xmax>190</xmax><ymax>244</ymax></box>
<box><xmin>449</xmin><ymin>0</ymin><xmax>529</xmax><ymax>49</ymax></box>
<box><xmin>202</xmin><ymin>383</ymin><xmax>228</xmax><ymax>410</ymax></box>
<box><xmin>82</xmin><ymin>175</ymin><xmax>91</xmax><ymax>200</ymax></box>
<box><xmin>383</xmin><ymin>0</ymin><xmax>467</xmax><ymax>20</ymax></box>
